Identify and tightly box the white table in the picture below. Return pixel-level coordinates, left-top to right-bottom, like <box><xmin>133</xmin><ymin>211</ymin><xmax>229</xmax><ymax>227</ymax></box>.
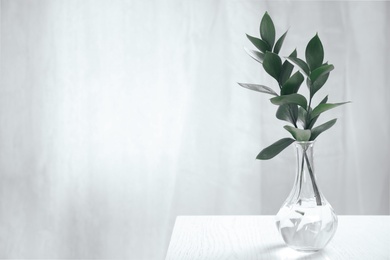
<box><xmin>166</xmin><ymin>216</ymin><xmax>389</xmax><ymax>260</ymax></box>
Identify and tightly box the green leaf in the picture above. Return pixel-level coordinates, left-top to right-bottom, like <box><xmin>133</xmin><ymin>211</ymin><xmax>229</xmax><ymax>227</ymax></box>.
<box><xmin>279</xmin><ymin>49</ymin><xmax>297</xmax><ymax>86</ymax></box>
<box><xmin>310</xmin><ymin>102</ymin><xmax>350</xmax><ymax>120</ymax></box>
<box><xmin>305</xmin><ymin>34</ymin><xmax>324</xmax><ymax>71</ymax></box>
<box><xmin>310</xmin><ymin>70</ymin><xmax>330</xmax><ymax>98</ymax></box>
<box><xmin>284</xmin><ymin>125</ymin><xmax>311</xmax><ymax>141</ymax></box>
<box><xmin>285</xmin><ymin>57</ymin><xmax>310</xmax><ymax>77</ymax></box>
<box><xmin>320</xmin><ymin>95</ymin><xmax>328</xmax><ymax>104</ymax></box>
<box><xmin>270</xmin><ymin>93</ymin><xmax>307</xmax><ymax>109</ymax></box>
<box><xmin>273</xmin><ymin>30</ymin><xmax>288</xmax><ymax>54</ymax></box>
<box><xmin>281</xmin><ymin>71</ymin><xmax>304</xmax><ymax>95</ymax></box>
<box><xmin>246</xmin><ymin>34</ymin><xmax>271</xmax><ymax>53</ymax></box>
<box><xmin>307</xmin><ymin>95</ymin><xmax>328</xmax><ymax>129</ymax></box>
<box><xmin>276</xmin><ymin>104</ymin><xmax>298</xmax><ymax>125</ymax></box>
<box><xmin>237</xmin><ymin>83</ymin><xmax>278</xmax><ymax>96</ymax></box>
<box><xmin>256</xmin><ymin>138</ymin><xmax>295</xmax><ymax>160</ymax></box>
<box><xmin>297</xmin><ymin>107</ymin><xmax>308</xmax><ymax>128</ymax></box>
<box><xmin>310</xmin><ymin>64</ymin><xmax>334</xmax><ymax>84</ymax></box>
<box><xmin>310</xmin><ymin>118</ymin><xmax>337</xmax><ymax>140</ymax></box>
<box><xmin>263</xmin><ymin>52</ymin><xmax>282</xmax><ymax>82</ymax></box>
<box><xmin>289</xmin><ymin>49</ymin><xmax>298</xmax><ymax>58</ymax></box>
<box><xmin>260</xmin><ymin>12</ymin><xmax>276</xmax><ymax>49</ymax></box>
<box><xmin>245</xmin><ymin>48</ymin><xmax>265</xmax><ymax>64</ymax></box>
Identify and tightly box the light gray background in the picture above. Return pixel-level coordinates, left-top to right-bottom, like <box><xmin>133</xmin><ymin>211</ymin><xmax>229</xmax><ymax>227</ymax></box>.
<box><xmin>1</xmin><ymin>0</ymin><xmax>389</xmax><ymax>259</ymax></box>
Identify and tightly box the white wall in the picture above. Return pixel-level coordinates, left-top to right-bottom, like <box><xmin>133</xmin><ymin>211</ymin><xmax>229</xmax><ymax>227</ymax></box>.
<box><xmin>0</xmin><ymin>0</ymin><xmax>389</xmax><ymax>259</ymax></box>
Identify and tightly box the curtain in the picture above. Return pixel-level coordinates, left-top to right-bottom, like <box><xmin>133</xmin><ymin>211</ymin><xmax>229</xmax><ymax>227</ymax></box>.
<box><xmin>0</xmin><ymin>0</ymin><xmax>388</xmax><ymax>258</ymax></box>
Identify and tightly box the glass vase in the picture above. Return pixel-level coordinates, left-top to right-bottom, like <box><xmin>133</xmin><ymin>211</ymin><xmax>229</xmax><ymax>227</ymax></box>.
<box><xmin>275</xmin><ymin>141</ymin><xmax>338</xmax><ymax>251</ymax></box>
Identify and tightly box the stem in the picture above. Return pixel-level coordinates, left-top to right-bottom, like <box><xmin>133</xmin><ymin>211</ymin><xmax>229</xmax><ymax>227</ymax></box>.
<box><xmin>304</xmin><ymin>83</ymin><xmax>321</xmax><ymax>204</ymax></box>
<box><xmin>305</xmin><ymin>97</ymin><xmax>312</xmax><ymax>129</ymax></box>
<box><xmin>288</xmin><ymin>105</ymin><xmax>298</xmax><ymax>128</ymax></box>
<box><xmin>297</xmin><ymin>149</ymin><xmax>305</xmax><ymax>205</ymax></box>
<box><xmin>304</xmin><ymin>151</ymin><xmax>322</xmax><ymax>206</ymax></box>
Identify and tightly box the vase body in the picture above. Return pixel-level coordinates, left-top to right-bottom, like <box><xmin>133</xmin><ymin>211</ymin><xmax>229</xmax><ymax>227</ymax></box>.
<box><xmin>275</xmin><ymin>141</ymin><xmax>338</xmax><ymax>251</ymax></box>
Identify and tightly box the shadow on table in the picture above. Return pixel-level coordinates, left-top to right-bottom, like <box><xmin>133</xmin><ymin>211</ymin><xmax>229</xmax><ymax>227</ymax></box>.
<box><xmin>252</xmin><ymin>243</ymin><xmax>331</xmax><ymax>260</ymax></box>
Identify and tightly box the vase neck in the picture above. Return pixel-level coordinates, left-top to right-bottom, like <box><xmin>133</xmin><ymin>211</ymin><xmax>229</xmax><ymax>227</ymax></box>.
<box><xmin>292</xmin><ymin>141</ymin><xmax>323</xmax><ymax>206</ymax></box>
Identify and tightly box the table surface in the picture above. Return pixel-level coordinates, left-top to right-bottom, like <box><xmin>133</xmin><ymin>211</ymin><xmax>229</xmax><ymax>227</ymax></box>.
<box><xmin>165</xmin><ymin>215</ymin><xmax>390</xmax><ymax>260</ymax></box>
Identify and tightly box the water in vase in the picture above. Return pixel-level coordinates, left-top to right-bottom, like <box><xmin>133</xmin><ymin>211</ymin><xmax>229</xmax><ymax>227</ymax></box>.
<box><xmin>276</xmin><ymin>203</ymin><xmax>338</xmax><ymax>251</ymax></box>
